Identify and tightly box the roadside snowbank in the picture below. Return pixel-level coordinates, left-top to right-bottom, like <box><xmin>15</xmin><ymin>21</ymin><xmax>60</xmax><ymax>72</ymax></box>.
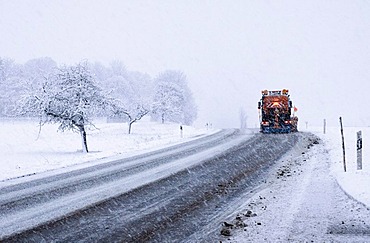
<box><xmin>0</xmin><ymin>118</ymin><xmax>213</xmax><ymax>181</ymax></box>
<box><xmin>310</xmin><ymin>126</ymin><xmax>370</xmax><ymax>208</ymax></box>
<box><xmin>223</xmin><ymin>130</ymin><xmax>370</xmax><ymax>242</ymax></box>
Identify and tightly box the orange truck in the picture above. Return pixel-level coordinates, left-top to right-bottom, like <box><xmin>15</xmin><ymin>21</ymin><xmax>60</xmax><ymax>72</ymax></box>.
<box><xmin>258</xmin><ymin>89</ymin><xmax>298</xmax><ymax>133</ymax></box>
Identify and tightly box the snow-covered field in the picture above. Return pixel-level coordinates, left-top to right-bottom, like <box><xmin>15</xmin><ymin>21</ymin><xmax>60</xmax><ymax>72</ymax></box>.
<box><xmin>0</xmin><ymin>118</ymin><xmax>212</xmax><ymax>182</ymax></box>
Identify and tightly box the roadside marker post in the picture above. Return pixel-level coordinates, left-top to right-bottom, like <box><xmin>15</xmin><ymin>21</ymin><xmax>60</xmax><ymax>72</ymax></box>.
<box><xmin>357</xmin><ymin>131</ymin><xmax>363</xmax><ymax>170</ymax></box>
<box><xmin>339</xmin><ymin>117</ymin><xmax>346</xmax><ymax>172</ymax></box>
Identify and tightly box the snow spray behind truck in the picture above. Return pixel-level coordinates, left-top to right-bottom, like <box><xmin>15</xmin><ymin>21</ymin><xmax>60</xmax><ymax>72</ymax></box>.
<box><xmin>258</xmin><ymin>89</ymin><xmax>298</xmax><ymax>133</ymax></box>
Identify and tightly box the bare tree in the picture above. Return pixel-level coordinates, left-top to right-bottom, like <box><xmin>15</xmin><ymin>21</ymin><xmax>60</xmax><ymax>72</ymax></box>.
<box><xmin>106</xmin><ymin>72</ymin><xmax>152</xmax><ymax>134</ymax></box>
<box><xmin>112</xmin><ymin>103</ymin><xmax>149</xmax><ymax>134</ymax></box>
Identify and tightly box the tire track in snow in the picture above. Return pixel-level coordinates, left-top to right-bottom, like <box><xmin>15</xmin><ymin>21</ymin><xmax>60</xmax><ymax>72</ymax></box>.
<box><xmin>1</xmin><ymin>133</ymin><xmax>299</xmax><ymax>242</ymax></box>
<box><xmin>0</xmin><ymin>129</ymin><xmax>241</xmax><ymax>240</ymax></box>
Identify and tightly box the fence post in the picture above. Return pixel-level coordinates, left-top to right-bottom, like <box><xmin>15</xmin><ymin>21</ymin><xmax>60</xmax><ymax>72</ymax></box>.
<box><xmin>357</xmin><ymin>131</ymin><xmax>363</xmax><ymax>170</ymax></box>
<box><xmin>323</xmin><ymin>119</ymin><xmax>326</xmax><ymax>134</ymax></box>
<box><xmin>339</xmin><ymin>117</ymin><xmax>346</xmax><ymax>172</ymax></box>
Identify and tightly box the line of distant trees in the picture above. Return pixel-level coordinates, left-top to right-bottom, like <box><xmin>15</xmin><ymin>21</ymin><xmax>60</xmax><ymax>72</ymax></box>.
<box><xmin>0</xmin><ymin>57</ymin><xmax>197</xmax><ymax>152</ymax></box>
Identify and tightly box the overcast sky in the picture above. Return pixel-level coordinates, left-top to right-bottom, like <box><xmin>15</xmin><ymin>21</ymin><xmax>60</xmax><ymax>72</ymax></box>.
<box><xmin>1</xmin><ymin>0</ymin><xmax>370</xmax><ymax>128</ymax></box>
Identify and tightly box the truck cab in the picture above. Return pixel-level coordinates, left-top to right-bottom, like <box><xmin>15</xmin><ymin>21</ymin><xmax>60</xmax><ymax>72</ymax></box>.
<box><xmin>258</xmin><ymin>89</ymin><xmax>298</xmax><ymax>133</ymax></box>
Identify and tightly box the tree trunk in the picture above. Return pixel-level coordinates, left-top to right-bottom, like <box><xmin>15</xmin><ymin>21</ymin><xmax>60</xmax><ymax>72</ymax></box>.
<box><xmin>128</xmin><ymin>121</ymin><xmax>133</xmax><ymax>134</ymax></box>
<box><xmin>161</xmin><ymin>113</ymin><xmax>165</xmax><ymax>124</ymax></box>
<box><xmin>78</xmin><ymin>125</ymin><xmax>88</xmax><ymax>153</ymax></box>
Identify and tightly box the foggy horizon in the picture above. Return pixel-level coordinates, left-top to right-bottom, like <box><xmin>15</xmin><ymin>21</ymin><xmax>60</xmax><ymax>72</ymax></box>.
<box><xmin>1</xmin><ymin>0</ymin><xmax>369</xmax><ymax>128</ymax></box>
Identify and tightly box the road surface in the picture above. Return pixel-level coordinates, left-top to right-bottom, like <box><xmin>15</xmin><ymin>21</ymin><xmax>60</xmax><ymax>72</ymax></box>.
<box><xmin>1</xmin><ymin>130</ymin><xmax>304</xmax><ymax>242</ymax></box>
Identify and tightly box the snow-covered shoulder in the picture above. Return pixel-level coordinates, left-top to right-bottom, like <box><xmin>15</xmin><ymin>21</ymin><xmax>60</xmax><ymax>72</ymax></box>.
<box><xmin>222</xmin><ymin>131</ymin><xmax>370</xmax><ymax>242</ymax></box>
<box><xmin>0</xmin><ymin>118</ymin><xmax>217</xmax><ymax>182</ymax></box>
<box><xmin>312</xmin><ymin>126</ymin><xmax>370</xmax><ymax>208</ymax></box>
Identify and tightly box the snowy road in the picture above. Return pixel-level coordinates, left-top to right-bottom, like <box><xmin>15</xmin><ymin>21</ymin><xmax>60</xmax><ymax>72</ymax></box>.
<box><xmin>0</xmin><ymin>129</ymin><xmax>302</xmax><ymax>242</ymax></box>
<box><xmin>223</xmin><ymin>133</ymin><xmax>370</xmax><ymax>242</ymax></box>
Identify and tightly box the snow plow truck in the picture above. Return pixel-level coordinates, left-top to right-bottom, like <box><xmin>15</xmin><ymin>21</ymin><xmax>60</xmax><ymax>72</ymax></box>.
<box><xmin>258</xmin><ymin>89</ymin><xmax>298</xmax><ymax>133</ymax></box>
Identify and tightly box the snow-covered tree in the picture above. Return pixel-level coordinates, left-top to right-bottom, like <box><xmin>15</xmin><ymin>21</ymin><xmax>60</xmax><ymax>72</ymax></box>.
<box><xmin>0</xmin><ymin>57</ymin><xmax>17</xmax><ymax>82</ymax></box>
<box><xmin>151</xmin><ymin>70</ymin><xmax>197</xmax><ymax>125</ymax></box>
<box><xmin>112</xmin><ymin>102</ymin><xmax>149</xmax><ymax>134</ymax></box>
<box><xmin>0</xmin><ymin>57</ymin><xmax>58</xmax><ymax>117</ymax></box>
<box><xmin>23</xmin><ymin>57</ymin><xmax>57</xmax><ymax>87</ymax></box>
<box><xmin>89</xmin><ymin>61</ymin><xmax>113</xmax><ymax>88</ymax></box>
<box><xmin>110</xmin><ymin>60</ymin><xmax>127</xmax><ymax>77</ymax></box>
<box><xmin>105</xmin><ymin>71</ymin><xmax>153</xmax><ymax>134</ymax></box>
<box><xmin>19</xmin><ymin>62</ymin><xmax>107</xmax><ymax>153</ymax></box>
<box><xmin>122</xmin><ymin>71</ymin><xmax>152</xmax><ymax>134</ymax></box>
<box><xmin>0</xmin><ymin>76</ymin><xmax>26</xmax><ymax>116</ymax></box>
<box><xmin>0</xmin><ymin>57</ymin><xmax>25</xmax><ymax>116</ymax></box>
<box><xmin>21</xmin><ymin>57</ymin><xmax>58</xmax><ymax>110</ymax></box>
<box><xmin>152</xmin><ymin>81</ymin><xmax>183</xmax><ymax>124</ymax></box>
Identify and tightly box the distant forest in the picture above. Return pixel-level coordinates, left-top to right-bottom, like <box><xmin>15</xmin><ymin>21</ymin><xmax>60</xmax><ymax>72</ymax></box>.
<box><xmin>0</xmin><ymin>57</ymin><xmax>197</xmax><ymax>126</ymax></box>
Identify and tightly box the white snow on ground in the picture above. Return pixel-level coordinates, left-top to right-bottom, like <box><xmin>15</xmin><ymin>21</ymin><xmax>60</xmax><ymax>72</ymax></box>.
<box><xmin>313</xmin><ymin>126</ymin><xmax>370</xmax><ymax>208</ymax></box>
<box><xmin>0</xmin><ymin>118</ymin><xmax>213</xmax><ymax>182</ymax></box>
<box><xmin>1</xmin><ymin>120</ymin><xmax>368</xmax><ymax>208</ymax></box>
<box><xmin>223</xmin><ymin>127</ymin><xmax>370</xmax><ymax>242</ymax></box>
<box><xmin>1</xmin><ymin>119</ymin><xmax>370</xmax><ymax>241</ymax></box>
<box><xmin>0</xmin><ymin>129</ymin><xmax>251</xmax><ymax>238</ymax></box>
